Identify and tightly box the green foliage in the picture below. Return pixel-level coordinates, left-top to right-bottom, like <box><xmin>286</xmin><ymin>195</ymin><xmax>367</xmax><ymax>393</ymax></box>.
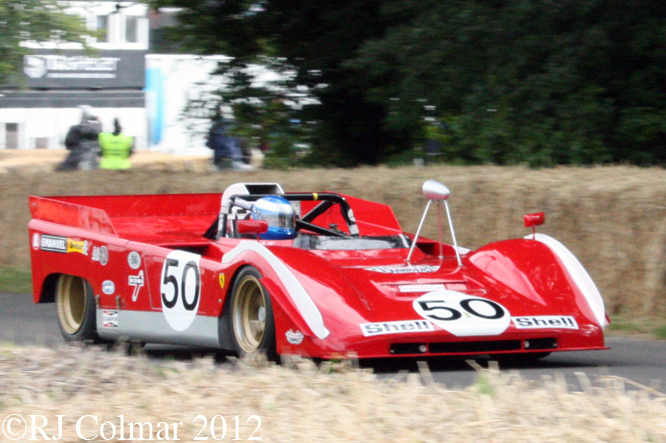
<box><xmin>0</xmin><ymin>0</ymin><xmax>88</xmax><ymax>85</ymax></box>
<box><xmin>151</xmin><ymin>0</ymin><xmax>404</xmax><ymax>166</ymax></box>
<box><xmin>153</xmin><ymin>0</ymin><xmax>666</xmax><ymax>166</ymax></box>
<box><xmin>147</xmin><ymin>0</ymin><xmax>266</xmax><ymax>57</ymax></box>
<box><xmin>351</xmin><ymin>0</ymin><xmax>666</xmax><ymax>166</ymax></box>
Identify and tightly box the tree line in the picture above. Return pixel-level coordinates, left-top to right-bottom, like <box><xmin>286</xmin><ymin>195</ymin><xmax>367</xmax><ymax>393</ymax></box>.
<box><xmin>8</xmin><ymin>1</ymin><xmax>664</xmax><ymax>167</ymax></box>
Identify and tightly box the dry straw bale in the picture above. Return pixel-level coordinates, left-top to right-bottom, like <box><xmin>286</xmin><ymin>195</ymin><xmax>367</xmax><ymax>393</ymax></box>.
<box><xmin>0</xmin><ymin>344</ymin><xmax>665</xmax><ymax>442</ymax></box>
<box><xmin>2</xmin><ymin>164</ymin><xmax>666</xmax><ymax>317</ymax></box>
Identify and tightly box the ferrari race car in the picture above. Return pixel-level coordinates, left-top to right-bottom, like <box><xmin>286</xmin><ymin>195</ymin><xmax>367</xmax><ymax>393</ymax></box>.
<box><xmin>28</xmin><ymin>180</ymin><xmax>608</xmax><ymax>360</ymax></box>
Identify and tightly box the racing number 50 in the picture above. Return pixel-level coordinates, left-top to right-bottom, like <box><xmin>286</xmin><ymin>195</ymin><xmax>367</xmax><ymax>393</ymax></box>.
<box><xmin>417</xmin><ymin>298</ymin><xmax>504</xmax><ymax>321</ymax></box>
<box><xmin>414</xmin><ymin>292</ymin><xmax>511</xmax><ymax>337</ymax></box>
<box><xmin>161</xmin><ymin>257</ymin><xmax>200</xmax><ymax>311</ymax></box>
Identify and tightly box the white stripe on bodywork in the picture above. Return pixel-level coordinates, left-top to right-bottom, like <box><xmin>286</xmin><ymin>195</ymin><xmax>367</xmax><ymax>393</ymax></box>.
<box><xmin>222</xmin><ymin>241</ymin><xmax>330</xmax><ymax>339</ymax></box>
<box><xmin>527</xmin><ymin>233</ymin><xmax>607</xmax><ymax>328</ymax></box>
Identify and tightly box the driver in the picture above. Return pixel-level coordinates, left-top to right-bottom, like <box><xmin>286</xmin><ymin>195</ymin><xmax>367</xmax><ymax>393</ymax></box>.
<box><xmin>250</xmin><ymin>195</ymin><xmax>297</xmax><ymax>240</ymax></box>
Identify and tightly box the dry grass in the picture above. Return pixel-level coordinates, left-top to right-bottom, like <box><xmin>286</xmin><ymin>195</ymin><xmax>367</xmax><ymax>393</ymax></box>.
<box><xmin>0</xmin><ymin>344</ymin><xmax>665</xmax><ymax>442</ymax></box>
<box><xmin>2</xmin><ymin>155</ymin><xmax>666</xmax><ymax>440</ymax></box>
<box><xmin>3</xmin><ymin>154</ymin><xmax>666</xmax><ymax>319</ymax></box>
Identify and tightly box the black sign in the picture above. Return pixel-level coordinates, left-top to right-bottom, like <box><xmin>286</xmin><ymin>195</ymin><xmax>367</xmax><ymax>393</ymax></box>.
<box><xmin>40</xmin><ymin>235</ymin><xmax>67</xmax><ymax>253</ymax></box>
<box><xmin>22</xmin><ymin>49</ymin><xmax>146</xmax><ymax>89</ymax></box>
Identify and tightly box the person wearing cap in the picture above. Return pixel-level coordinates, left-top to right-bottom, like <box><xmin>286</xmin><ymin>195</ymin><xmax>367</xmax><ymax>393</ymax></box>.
<box><xmin>99</xmin><ymin>118</ymin><xmax>134</xmax><ymax>170</ymax></box>
<box><xmin>56</xmin><ymin>105</ymin><xmax>102</xmax><ymax>171</ymax></box>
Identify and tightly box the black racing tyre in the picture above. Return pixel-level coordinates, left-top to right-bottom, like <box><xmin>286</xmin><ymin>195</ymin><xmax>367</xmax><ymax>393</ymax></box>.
<box><xmin>55</xmin><ymin>275</ymin><xmax>97</xmax><ymax>342</ymax></box>
<box><xmin>229</xmin><ymin>267</ymin><xmax>276</xmax><ymax>358</ymax></box>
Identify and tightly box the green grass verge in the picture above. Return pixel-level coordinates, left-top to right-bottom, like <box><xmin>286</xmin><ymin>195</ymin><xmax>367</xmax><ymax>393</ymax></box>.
<box><xmin>0</xmin><ymin>267</ymin><xmax>32</xmax><ymax>294</ymax></box>
<box><xmin>607</xmin><ymin>315</ymin><xmax>666</xmax><ymax>340</ymax></box>
<box><xmin>655</xmin><ymin>325</ymin><xmax>666</xmax><ymax>340</ymax></box>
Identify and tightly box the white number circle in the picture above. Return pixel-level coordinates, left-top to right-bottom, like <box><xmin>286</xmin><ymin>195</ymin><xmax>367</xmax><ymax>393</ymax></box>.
<box><xmin>413</xmin><ymin>290</ymin><xmax>511</xmax><ymax>337</ymax></box>
<box><xmin>128</xmin><ymin>251</ymin><xmax>142</xmax><ymax>269</ymax></box>
<box><xmin>160</xmin><ymin>250</ymin><xmax>202</xmax><ymax>331</ymax></box>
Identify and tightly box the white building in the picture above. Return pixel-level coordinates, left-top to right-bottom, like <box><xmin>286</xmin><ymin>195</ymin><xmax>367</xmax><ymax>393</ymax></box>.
<box><xmin>146</xmin><ymin>54</ymin><xmax>230</xmax><ymax>156</ymax></box>
<box><xmin>0</xmin><ymin>2</ymin><xmax>296</xmax><ymax>156</ymax></box>
<box><xmin>0</xmin><ymin>1</ymin><xmax>149</xmax><ymax>151</ymax></box>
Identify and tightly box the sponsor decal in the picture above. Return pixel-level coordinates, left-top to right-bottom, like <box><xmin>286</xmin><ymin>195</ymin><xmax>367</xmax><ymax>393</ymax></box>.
<box><xmin>512</xmin><ymin>315</ymin><xmax>579</xmax><ymax>330</ymax></box>
<box><xmin>32</xmin><ymin>233</ymin><xmax>40</xmax><ymax>251</ymax></box>
<box><xmin>360</xmin><ymin>319</ymin><xmax>435</xmax><ymax>337</ymax></box>
<box><xmin>128</xmin><ymin>270</ymin><xmax>144</xmax><ymax>302</ymax></box>
<box><xmin>398</xmin><ymin>284</ymin><xmax>447</xmax><ymax>293</ymax></box>
<box><xmin>102</xmin><ymin>280</ymin><xmax>115</xmax><ymax>295</ymax></box>
<box><xmin>92</xmin><ymin>245</ymin><xmax>109</xmax><ymax>266</ymax></box>
<box><xmin>366</xmin><ymin>265</ymin><xmax>440</xmax><ymax>274</ymax></box>
<box><xmin>103</xmin><ymin>310</ymin><xmax>119</xmax><ymax>328</ymax></box>
<box><xmin>40</xmin><ymin>235</ymin><xmax>67</xmax><ymax>253</ymax></box>
<box><xmin>160</xmin><ymin>250</ymin><xmax>202</xmax><ymax>331</ymax></box>
<box><xmin>39</xmin><ymin>235</ymin><xmax>89</xmax><ymax>255</ymax></box>
<box><xmin>127</xmin><ymin>251</ymin><xmax>142</xmax><ymax>269</ymax></box>
<box><xmin>286</xmin><ymin>329</ymin><xmax>304</xmax><ymax>345</ymax></box>
<box><xmin>66</xmin><ymin>238</ymin><xmax>89</xmax><ymax>255</ymax></box>
<box><xmin>413</xmin><ymin>290</ymin><xmax>511</xmax><ymax>337</ymax></box>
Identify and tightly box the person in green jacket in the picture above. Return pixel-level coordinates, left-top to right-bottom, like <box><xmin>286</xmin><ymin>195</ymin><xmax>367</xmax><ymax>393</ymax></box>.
<box><xmin>99</xmin><ymin>118</ymin><xmax>134</xmax><ymax>170</ymax></box>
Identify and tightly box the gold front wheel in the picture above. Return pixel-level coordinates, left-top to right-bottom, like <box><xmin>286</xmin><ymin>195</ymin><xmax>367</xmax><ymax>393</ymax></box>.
<box><xmin>230</xmin><ymin>267</ymin><xmax>275</xmax><ymax>355</ymax></box>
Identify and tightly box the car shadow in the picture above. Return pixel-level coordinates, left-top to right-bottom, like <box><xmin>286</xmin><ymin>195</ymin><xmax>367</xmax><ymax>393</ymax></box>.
<box><xmin>359</xmin><ymin>354</ymin><xmax>603</xmax><ymax>374</ymax></box>
<box><xmin>104</xmin><ymin>342</ymin><xmax>613</xmax><ymax>376</ymax></box>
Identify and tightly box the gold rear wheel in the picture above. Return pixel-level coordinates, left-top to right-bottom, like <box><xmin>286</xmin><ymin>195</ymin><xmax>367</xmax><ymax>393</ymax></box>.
<box><xmin>55</xmin><ymin>275</ymin><xmax>96</xmax><ymax>340</ymax></box>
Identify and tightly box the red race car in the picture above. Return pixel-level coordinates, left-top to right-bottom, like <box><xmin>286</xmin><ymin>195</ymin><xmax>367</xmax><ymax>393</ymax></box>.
<box><xmin>28</xmin><ymin>180</ymin><xmax>608</xmax><ymax>360</ymax></box>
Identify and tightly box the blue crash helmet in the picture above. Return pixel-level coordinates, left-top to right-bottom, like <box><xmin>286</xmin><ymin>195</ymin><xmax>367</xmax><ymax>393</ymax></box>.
<box><xmin>250</xmin><ymin>195</ymin><xmax>297</xmax><ymax>240</ymax></box>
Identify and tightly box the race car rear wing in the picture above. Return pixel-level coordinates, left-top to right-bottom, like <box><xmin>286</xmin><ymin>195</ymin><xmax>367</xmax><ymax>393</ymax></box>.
<box><xmin>29</xmin><ymin>196</ymin><xmax>118</xmax><ymax>236</ymax></box>
<box><xmin>29</xmin><ymin>193</ymin><xmax>221</xmax><ymax>245</ymax></box>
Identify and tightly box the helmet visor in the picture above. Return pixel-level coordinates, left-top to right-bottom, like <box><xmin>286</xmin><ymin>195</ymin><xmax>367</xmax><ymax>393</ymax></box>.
<box><xmin>263</xmin><ymin>211</ymin><xmax>296</xmax><ymax>231</ymax></box>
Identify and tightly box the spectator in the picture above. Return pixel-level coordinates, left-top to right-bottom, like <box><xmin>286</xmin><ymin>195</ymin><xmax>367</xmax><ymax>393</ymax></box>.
<box><xmin>56</xmin><ymin>105</ymin><xmax>102</xmax><ymax>171</ymax></box>
<box><xmin>99</xmin><ymin>118</ymin><xmax>134</xmax><ymax>170</ymax></box>
<box><xmin>206</xmin><ymin>118</ymin><xmax>253</xmax><ymax>171</ymax></box>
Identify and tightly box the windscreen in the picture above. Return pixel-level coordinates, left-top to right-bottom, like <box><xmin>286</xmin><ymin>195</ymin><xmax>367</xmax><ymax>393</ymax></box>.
<box><xmin>294</xmin><ymin>234</ymin><xmax>410</xmax><ymax>250</ymax></box>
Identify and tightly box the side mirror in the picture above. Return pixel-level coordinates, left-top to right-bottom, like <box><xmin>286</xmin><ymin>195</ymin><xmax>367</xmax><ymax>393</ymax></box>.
<box><xmin>408</xmin><ymin>180</ymin><xmax>463</xmax><ymax>267</ymax></box>
<box><xmin>422</xmin><ymin>180</ymin><xmax>450</xmax><ymax>201</ymax></box>
<box><xmin>236</xmin><ymin>219</ymin><xmax>268</xmax><ymax>235</ymax></box>
<box><xmin>524</xmin><ymin>212</ymin><xmax>545</xmax><ymax>228</ymax></box>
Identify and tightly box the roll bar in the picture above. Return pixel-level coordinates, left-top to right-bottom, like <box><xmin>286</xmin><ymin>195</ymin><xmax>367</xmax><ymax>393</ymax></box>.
<box><xmin>219</xmin><ymin>193</ymin><xmax>359</xmax><ymax>239</ymax></box>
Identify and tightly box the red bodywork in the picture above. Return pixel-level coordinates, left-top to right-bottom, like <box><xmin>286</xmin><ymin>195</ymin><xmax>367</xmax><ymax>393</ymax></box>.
<box><xmin>28</xmin><ymin>187</ymin><xmax>607</xmax><ymax>359</ymax></box>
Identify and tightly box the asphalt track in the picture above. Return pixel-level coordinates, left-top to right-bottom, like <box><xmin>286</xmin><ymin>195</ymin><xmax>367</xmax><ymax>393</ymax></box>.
<box><xmin>2</xmin><ymin>292</ymin><xmax>666</xmax><ymax>393</ymax></box>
